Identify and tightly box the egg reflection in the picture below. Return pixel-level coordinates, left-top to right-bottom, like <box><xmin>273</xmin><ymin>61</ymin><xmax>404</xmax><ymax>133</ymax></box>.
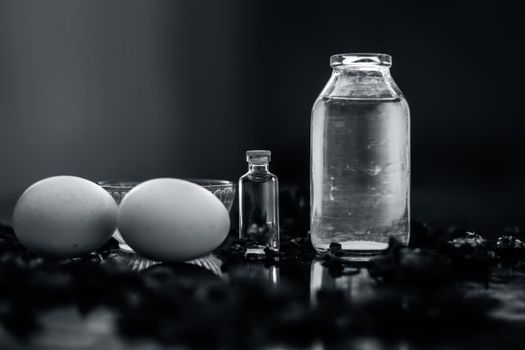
<box><xmin>187</xmin><ymin>254</ymin><xmax>223</xmax><ymax>276</ymax></box>
<box><xmin>142</xmin><ymin>262</ymin><xmax>221</xmax><ymax>287</ymax></box>
<box><xmin>107</xmin><ymin>251</ymin><xmax>223</xmax><ymax>277</ymax></box>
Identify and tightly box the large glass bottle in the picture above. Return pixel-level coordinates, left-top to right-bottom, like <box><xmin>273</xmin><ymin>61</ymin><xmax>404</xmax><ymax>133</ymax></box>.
<box><xmin>310</xmin><ymin>53</ymin><xmax>410</xmax><ymax>259</ymax></box>
<box><xmin>239</xmin><ymin>150</ymin><xmax>279</xmax><ymax>255</ymax></box>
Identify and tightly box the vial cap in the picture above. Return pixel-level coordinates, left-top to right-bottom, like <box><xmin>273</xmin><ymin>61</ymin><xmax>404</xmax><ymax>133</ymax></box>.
<box><xmin>246</xmin><ymin>150</ymin><xmax>271</xmax><ymax>164</ymax></box>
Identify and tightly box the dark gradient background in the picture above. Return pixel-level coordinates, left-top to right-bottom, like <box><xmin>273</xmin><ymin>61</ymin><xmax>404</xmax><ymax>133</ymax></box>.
<box><xmin>0</xmin><ymin>0</ymin><xmax>523</xmax><ymax>233</ymax></box>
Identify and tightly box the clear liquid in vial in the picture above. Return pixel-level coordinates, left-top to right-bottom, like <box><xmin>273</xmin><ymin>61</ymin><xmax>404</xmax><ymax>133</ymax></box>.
<box><xmin>239</xmin><ymin>165</ymin><xmax>279</xmax><ymax>255</ymax></box>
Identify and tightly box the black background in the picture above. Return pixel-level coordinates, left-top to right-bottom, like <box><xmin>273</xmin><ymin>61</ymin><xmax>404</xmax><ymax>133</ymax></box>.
<box><xmin>0</xmin><ymin>0</ymin><xmax>523</xmax><ymax>233</ymax></box>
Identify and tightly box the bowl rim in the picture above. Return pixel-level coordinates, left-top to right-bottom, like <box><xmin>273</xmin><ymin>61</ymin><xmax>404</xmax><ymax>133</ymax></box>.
<box><xmin>98</xmin><ymin>178</ymin><xmax>235</xmax><ymax>189</ymax></box>
<box><xmin>186</xmin><ymin>178</ymin><xmax>235</xmax><ymax>188</ymax></box>
<box><xmin>98</xmin><ymin>180</ymin><xmax>141</xmax><ymax>189</ymax></box>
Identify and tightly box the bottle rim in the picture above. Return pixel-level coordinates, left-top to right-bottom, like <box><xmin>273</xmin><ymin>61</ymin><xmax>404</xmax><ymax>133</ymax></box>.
<box><xmin>246</xmin><ymin>150</ymin><xmax>271</xmax><ymax>164</ymax></box>
<box><xmin>246</xmin><ymin>150</ymin><xmax>271</xmax><ymax>157</ymax></box>
<box><xmin>330</xmin><ymin>53</ymin><xmax>392</xmax><ymax>67</ymax></box>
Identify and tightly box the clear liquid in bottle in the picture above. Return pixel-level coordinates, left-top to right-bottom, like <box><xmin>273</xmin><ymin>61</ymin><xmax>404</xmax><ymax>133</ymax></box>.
<box><xmin>311</xmin><ymin>96</ymin><xmax>409</xmax><ymax>257</ymax></box>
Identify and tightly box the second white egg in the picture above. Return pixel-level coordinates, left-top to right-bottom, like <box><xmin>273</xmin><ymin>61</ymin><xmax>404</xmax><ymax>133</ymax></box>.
<box><xmin>118</xmin><ymin>178</ymin><xmax>230</xmax><ymax>262</ymax></box>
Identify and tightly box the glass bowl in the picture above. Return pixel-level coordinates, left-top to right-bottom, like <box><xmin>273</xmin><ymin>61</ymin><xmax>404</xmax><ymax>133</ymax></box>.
<box><xmin>98</xmin><ymin>178</ymin><xmax>236</xmax><ymax>252</ymax></box>
<box><xmin>184</xmin><ymin>178</ymin><xmax>236</xmax><ymax>212</ymax></box>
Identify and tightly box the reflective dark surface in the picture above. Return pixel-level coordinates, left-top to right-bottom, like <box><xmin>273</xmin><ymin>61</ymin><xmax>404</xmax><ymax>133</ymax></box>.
<box><xmin>2</xmin><ymin>246</ymin><xmax>525</xmax><ymax>350</ymax></box>
<box><xmin>106</xmin><ymin>252</ymin><xmax>525</xmax><ymax>349</ymax></box>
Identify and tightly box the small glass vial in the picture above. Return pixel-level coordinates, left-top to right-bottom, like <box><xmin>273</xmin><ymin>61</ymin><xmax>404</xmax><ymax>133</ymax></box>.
<box><xmin>239</xmin><ymin>150</ymin><xmax>279</xmax><ymax>255</ymax></box>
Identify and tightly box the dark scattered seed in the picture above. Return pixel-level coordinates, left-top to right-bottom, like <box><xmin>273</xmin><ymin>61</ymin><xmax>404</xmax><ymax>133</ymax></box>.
<box><xmin>496</xmin><ymin>235</ymin><xmax>525</xmax><ymax>249</ymax></box>
<box><xmin>328</xmin><ymin>242</ymin><xmax>343</xmax><ymax>256</ymax></box>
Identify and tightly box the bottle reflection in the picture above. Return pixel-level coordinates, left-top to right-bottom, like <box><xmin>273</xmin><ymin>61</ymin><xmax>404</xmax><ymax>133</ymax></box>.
<box><xmin>309</xmin><ymin>260</ymin><xmax>413</xmax><ymax>350</ymax></box>
<box><xmin>228</xmin><ymin>263</ymin><xmax>280</xmax><ymax>287</ymax></box>
<box><xmin>246</xmin><ymin>263</ymin><xmax>280</xmax><ymax>286</ymax></box>
<box><xmin>309</xmin><ymin>258</ymin><xmax>373</xmax><ymax>306</ymax></box>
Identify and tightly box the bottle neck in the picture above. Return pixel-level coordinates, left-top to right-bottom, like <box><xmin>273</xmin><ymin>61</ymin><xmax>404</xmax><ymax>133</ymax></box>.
<box><xmin>323</xmin><ymin>65</ymin><xmax>399</xmax><ymax>99</ymax></box>
<box><xmin>249</xmin><ymin>163</ymin><xmax>269</xmax><ymax>172</ymax></box>
<box><xmin>333</xmin><ymin>65</ymin><xmax>391</xmax><ymax>76</ymax></box>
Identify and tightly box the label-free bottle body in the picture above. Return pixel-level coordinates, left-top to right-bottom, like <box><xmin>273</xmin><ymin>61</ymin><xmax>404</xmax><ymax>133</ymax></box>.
<box><xmin>239</xmin><ymin>150</ymin><xmax>279</xmax><ymax>255</ymax></box>
<box><xmin>310</xmin><ymin>53</ymin><xmax>410</xmax><ymax>259</ymax></box>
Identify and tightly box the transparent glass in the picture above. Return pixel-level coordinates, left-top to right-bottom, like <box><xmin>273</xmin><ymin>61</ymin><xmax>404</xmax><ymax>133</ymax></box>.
<box><xmin>310</xmin><ymin>53</ymin><xmax>410</xmax><ymax>260</ymax></box>
<box><xmin>239</xmin><ymin>154</ymin><xmax>280</xmax><ymax>255</ymax></box>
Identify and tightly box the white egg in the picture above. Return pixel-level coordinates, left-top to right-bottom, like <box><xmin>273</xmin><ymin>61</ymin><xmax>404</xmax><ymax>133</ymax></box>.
<box><xmin>118</xmin><ymin>178</ymin><xmax>230</xmax><ymax>262</ymax></box>
<box><xmin>13</xmin><ymin>176</ymin><xmax>118</xmax><ymax>259</ymax></box>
